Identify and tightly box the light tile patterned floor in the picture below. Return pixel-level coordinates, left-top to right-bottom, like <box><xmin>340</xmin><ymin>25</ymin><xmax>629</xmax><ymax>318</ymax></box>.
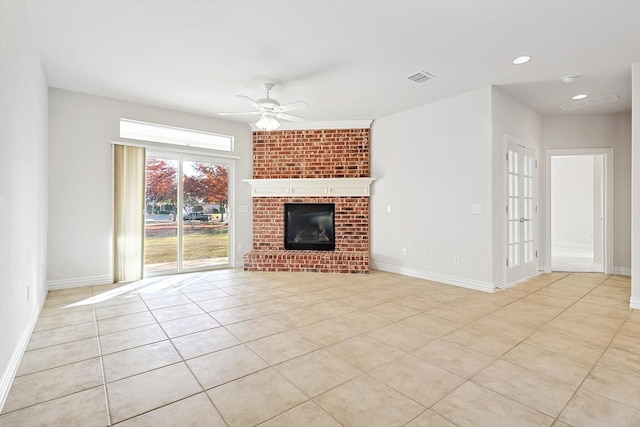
<box><xmin>1</xmin><ymin>270</ymin><xmax>638</xmax><ymax>426</ymax></box>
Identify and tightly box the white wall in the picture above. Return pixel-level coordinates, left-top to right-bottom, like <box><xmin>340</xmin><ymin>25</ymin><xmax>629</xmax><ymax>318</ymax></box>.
<box><xmin>371</xmin><ymin>86</ymin><xmax>541</xmax><ymax>291</ymax></box>
<box><xmin>0</xmin><ymin>1</ymin><xmax>49</xmax><ymax>409</ymax></box>
<box><xmin>542</xmin><ymin>113</ymin><xmax>632</xmax><ymax>275</ymax></box>
<box><xmin>371</xmin><ymin>87</ymin><xmax>496</xmax><ymax>291</ymax></box>
<box><xmin>490</xmin><ymin>88</ymin><xmax>543</xmax><ymax>282</ymax></box>
<box><xmin>632</xmin><ymin>62</ymin><xmax>639</xmax><ymax>309</ymax></box>
<box><xmin>48</xmin><ymin>89</ymin><xmax>253</xmax><ymax>287</ymax></box>
<box><xmin>551</xmin><ymin>156</ymin><xmax>594</xmax><ymax>247</ymax></box>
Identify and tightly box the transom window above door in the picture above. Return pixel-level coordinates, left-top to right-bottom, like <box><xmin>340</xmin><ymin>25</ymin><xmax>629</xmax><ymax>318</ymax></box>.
<box><xmin>120</xmin><ymin>119</ymin><xmax>233</xmax><ymax>151</ymax></box>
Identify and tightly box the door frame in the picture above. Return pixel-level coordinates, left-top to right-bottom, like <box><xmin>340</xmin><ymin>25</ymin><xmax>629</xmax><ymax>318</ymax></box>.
<box><xmin>545</xmin><ymin>148</ymin><xmax>613</xmax><ymax>274</ymax></box>
<box><xmin>503</xmin><ymin>134</ymin><xmax>539</xmax><ymax>287</ymax></box>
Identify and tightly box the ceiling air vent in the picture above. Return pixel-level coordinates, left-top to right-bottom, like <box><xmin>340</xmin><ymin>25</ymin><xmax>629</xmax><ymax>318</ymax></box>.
<box><xmin>559</xmin><ymin>93</ymin><xmax>619</xmax><ymax>111</ymax></box>
<box><xmin>408</xmin><ymin>70</ymin><xmax>435</xmax><ymax>83</ymax></box>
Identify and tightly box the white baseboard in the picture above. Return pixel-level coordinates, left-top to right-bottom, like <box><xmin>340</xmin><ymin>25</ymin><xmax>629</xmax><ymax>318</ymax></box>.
<box><xmin>612</xmin><ymin>267</ymin><xmax>631</xmax><ymax>277</ymax></box>
<box><xmin>0</xmin><ymin>298</ymin><xmax>45</xmax><ymax>412</ymax></box>
<box><xmin>370</xmin><ymin>262</ymin><xmax>498</xmax><ymax>293</ymax></box>
<box><xmin>552</xmin><ymin>242</ymin><xmax>594</xmax><ymax>250</ymax></box>
<box><xmin>630</xmin><ymin>296</ymin><xmax>640</xmax><ymax>310</ymax></box>
<box><xmin>47</xmin><ymin>274</ymin><xmax>113</xmax><ymax>290</ymax></box>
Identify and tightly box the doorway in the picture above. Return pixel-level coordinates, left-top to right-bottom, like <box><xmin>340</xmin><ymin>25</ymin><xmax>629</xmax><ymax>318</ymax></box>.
<box><xmin>144</xmin><ymin>152</ymin><xmax>231</xmax><ymax>275</ymax></box>
<box><xmin>546</xmin><ymin>149</ymin><xmax>612</xmax><ymax>274</ymax></box>
<box><xmin>550</xmin><ymin>155</ymin><xmax>603</xmax><ymax>272</ymax></box>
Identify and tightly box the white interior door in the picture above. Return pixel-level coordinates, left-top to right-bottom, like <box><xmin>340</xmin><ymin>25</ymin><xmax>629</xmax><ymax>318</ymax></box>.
<box><xmin>506</xmin><ymin>142</ymin><xmax>538</xmax><ymax>285</ymax></box>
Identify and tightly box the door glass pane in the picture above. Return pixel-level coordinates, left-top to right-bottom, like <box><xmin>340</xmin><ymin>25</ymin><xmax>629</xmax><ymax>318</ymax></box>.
<box><xmin>508</xmin><ymin>198</ymin><xmax>514</xmax><ymax>220</ymax></box>
<box><xmin>144</xmin><ymin>157</ymin><xmax>178</xmax><ymax>273</ymax></box>
<box><xmin>508</xmin><ymin>149</ymin><xmax>519</xmax><ymax>270</ymax></box>
<box><xmin>509</xmin><ymin>243</ymin><xmax>519</xmax><ymax>266</ymax></box>
<box><xmin>523</xmin><ymin>155</ymin><xmax>535</xmax><ymax>263</ymax></box>
<box><xmin>182</xmin><ymin>161</ymin><xmax>229</xmax><ymax>269</ymax></box>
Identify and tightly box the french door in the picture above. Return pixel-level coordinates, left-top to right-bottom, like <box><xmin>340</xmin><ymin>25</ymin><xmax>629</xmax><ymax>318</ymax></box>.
<box><xmin>506</xmin><ymin>141</ymin><xmax>538</xmax><ymax>285</ymax></box>
<box><xmin>144</xmin><ymin>152</ymin><xmax>231</xmax><ymax>275</ymax></box>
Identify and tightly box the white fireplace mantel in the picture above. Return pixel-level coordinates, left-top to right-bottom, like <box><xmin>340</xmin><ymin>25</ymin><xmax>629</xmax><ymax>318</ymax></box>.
<box><xmin>244</xmin><ymin>177</ymin><xmax>376</xmax><ymax>197</ymax></box>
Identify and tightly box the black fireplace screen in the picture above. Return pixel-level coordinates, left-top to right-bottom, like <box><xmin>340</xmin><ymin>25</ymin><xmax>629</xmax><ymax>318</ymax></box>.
<box><xmin>284</xmin><ymin>203</ymin><xmax>335</xmax><ymax>250</ymax></box>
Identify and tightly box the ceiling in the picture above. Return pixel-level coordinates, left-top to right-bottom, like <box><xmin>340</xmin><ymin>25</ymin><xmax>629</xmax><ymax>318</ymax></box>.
<box><xmin>24</xmin><ymin>0</ymin><xmax>640</xmax><ymax>125</ymax></box>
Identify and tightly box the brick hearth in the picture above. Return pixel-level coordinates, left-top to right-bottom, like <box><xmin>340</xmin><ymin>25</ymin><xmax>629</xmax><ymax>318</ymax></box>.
<box><xmin>244</xmin><ymin>128</ymin><xmax>371</xmax><ymax>273</ymax></box>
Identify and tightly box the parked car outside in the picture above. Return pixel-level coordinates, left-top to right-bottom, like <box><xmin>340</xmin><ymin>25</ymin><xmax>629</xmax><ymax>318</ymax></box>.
<box><xmin>183</xmin><ymin>212</ymin><xmax>209</xmax><ymax>222</ymax></box>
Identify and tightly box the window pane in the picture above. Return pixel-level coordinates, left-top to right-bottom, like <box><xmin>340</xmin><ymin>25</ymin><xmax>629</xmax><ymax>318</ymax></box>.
<box><xmin>121</xmin><ymin>119</ymin><xmax>233</xmax><ymax>151</ymax></box>
<box><xmin>182</xmin><ymin>161</ymin><xmax>229</xmax><ymax>268</ymax></box>
<box><xmin>145</xmin><ymin>157</ymin><xmax>178</xmax><ymax>272</ymax></box>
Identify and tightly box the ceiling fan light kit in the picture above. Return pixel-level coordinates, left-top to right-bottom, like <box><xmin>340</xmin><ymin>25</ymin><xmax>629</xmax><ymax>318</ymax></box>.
<box><xmin>256</xmin><ymin>113</ymin><xmax>280</xmax><ymax>131</ymax></box>
<box><xmin>219</xmin><ymin>82</ymin><xmax>308</xmax><ymax>131</ymax></box>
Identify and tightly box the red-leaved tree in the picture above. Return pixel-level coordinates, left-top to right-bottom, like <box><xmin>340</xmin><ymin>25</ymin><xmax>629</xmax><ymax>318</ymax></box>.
<box><xmin>191</xmin><ymin>163</ymin><xmax>229</xmax><ymax>221</ymax></box>
<box><xmin>146</xmin><ymin>158</ymin><xmax>177</xmax><ymax>214</ymax></box>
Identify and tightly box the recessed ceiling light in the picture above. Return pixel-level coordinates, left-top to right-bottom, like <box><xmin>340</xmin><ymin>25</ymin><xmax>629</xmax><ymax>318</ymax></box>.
<box><xmin>561</xmin><ymin>75</ymin><xmax>577</xmax><ymax>84</ymax></box>
<box><xmin>572</xmin><ymin>94</ymin><xmax>588</xmax><ymax>100</ymax></box>
<box><xmin>512</xmin><ymin>55</ymin><xmax>531</xmax><ymax>65</ymax></box>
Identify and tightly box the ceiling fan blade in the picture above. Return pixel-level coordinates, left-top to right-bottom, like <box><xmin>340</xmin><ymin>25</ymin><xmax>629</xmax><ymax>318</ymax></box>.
<box><xmin>218</xmin><ymin>111</ymin><xmax>261</xmax><ymax>116</ymax></box>
<box><xmin>275</xmin><ymin>112</ymin><xmax>308</xmax><ymax>122</ymax></box>
<box><xmin>275</xmin><ymin>101</ymin><xmax>308</xmax><ymax>113</ymax></box>
<box><xmin>237</xmin><ymin>95</ymin><xmax>263</xmax><ymax>110</ymax></box>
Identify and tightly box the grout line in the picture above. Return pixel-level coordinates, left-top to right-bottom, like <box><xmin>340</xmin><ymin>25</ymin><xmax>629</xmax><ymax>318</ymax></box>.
<box><xmin>90</xmin><ymin>291</ymin><xmax>113</xmax><ymax>427</ymax></box>
<box><xmin>145</xmin><ymin>281</ymin><xmax>232</xmax><ymax>426</ymax></box>
<box><xmin>551</xmin><ymin>276</ymin><xmax>636</xmax><ymax>424</ymax></box>
<box><xmin>8</xmin><ymin>270</ymin><xmax>631</xmax><ymax>426</ymax></box>
<box><xmin>424</xmin><ymin>273</ymin><xmax>612</xmax><ymax>425</ymax></box>
<box><xmin>99</xmin><ymin>280</ymin><xmax>207</xmax><ymax>425</ymax></box>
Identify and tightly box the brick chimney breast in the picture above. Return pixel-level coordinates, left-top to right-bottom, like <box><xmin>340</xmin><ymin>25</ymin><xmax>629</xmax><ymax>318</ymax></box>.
<box><xmin>245</xmin><ymin>128</ymin><xmax>371</xmax><ymax>273</ymax></box>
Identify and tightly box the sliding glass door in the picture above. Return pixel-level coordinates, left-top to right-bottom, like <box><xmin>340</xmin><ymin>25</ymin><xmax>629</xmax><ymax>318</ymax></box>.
<box><xmin>144</xmin><ymin>156</ymin><xmax>179</xmax><ymax>272</ymax></box>
<box><xmin>144</xmin><ymin>152</ymin><xmax>230</xmax><ymax>275</ymax></box>
<box><xmin>181</xmin><ymin>160</ymin><xmax>229</xmax><ymax>269</ymax></box>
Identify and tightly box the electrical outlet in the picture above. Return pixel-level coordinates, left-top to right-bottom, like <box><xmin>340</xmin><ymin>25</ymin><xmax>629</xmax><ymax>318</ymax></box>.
<box><xmin>386</xmin><ymin>205</ymin><xmax>392</xmax><ymax>213</ymax></box>
<box><xmin>453</xmin><ymin>254</ymin><xmax>460</xmax><ymax>264</ymax></box>
<box><xmin>239</xmin><ymin>243</ymin><xmax>244</xmax><ymax>251</ymax></box>
<box><xmin>429</xmin><ymin>251</ymin><xmax>435</xmax><ymax>260</ymax></box>
<box><xmin>402</xmin><ymin>248</ymin><xmax>407</xmax><ymax>256</ymax></box>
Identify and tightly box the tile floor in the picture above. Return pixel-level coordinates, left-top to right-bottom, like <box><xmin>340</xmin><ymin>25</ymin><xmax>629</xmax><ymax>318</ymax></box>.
<box><xmin>0</xmin><ymin>270</ymin><xmax>638</xmax><ymax>426</ymax></box>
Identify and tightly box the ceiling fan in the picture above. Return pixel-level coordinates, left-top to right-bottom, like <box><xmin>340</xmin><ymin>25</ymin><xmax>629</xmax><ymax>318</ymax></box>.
<box><xmin>218</xmin><ymin>83</ymin><xmax>308</xmax><ymax>131</ymax></box>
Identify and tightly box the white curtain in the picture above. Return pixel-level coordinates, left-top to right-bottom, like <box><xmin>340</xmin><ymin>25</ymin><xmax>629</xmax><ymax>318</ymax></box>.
<box><xmin>113</xmin><ymin>144</ymin><xmax>146</xmax><ymax>283</ymax></box>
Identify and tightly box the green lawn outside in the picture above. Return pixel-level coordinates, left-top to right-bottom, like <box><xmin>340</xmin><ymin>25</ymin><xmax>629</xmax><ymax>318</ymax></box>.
<box><xmin>144</xmin><ymin>223</ymin><xmax>228</xmax><ymax>264</ymax></box>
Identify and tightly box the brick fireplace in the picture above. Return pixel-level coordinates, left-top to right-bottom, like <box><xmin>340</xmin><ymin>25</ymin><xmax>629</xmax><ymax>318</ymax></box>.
<box><xmin>243</xmin><ymin>127</ymin><xmax>372</xmax><ymax>273</ymax></box>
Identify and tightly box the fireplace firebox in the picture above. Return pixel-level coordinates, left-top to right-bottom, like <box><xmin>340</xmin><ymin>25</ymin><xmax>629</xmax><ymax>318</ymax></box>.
<box><xmin>284</xmin><ymin>203</ymin><xmax>335</xmax><ymax>251</ymax></box>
